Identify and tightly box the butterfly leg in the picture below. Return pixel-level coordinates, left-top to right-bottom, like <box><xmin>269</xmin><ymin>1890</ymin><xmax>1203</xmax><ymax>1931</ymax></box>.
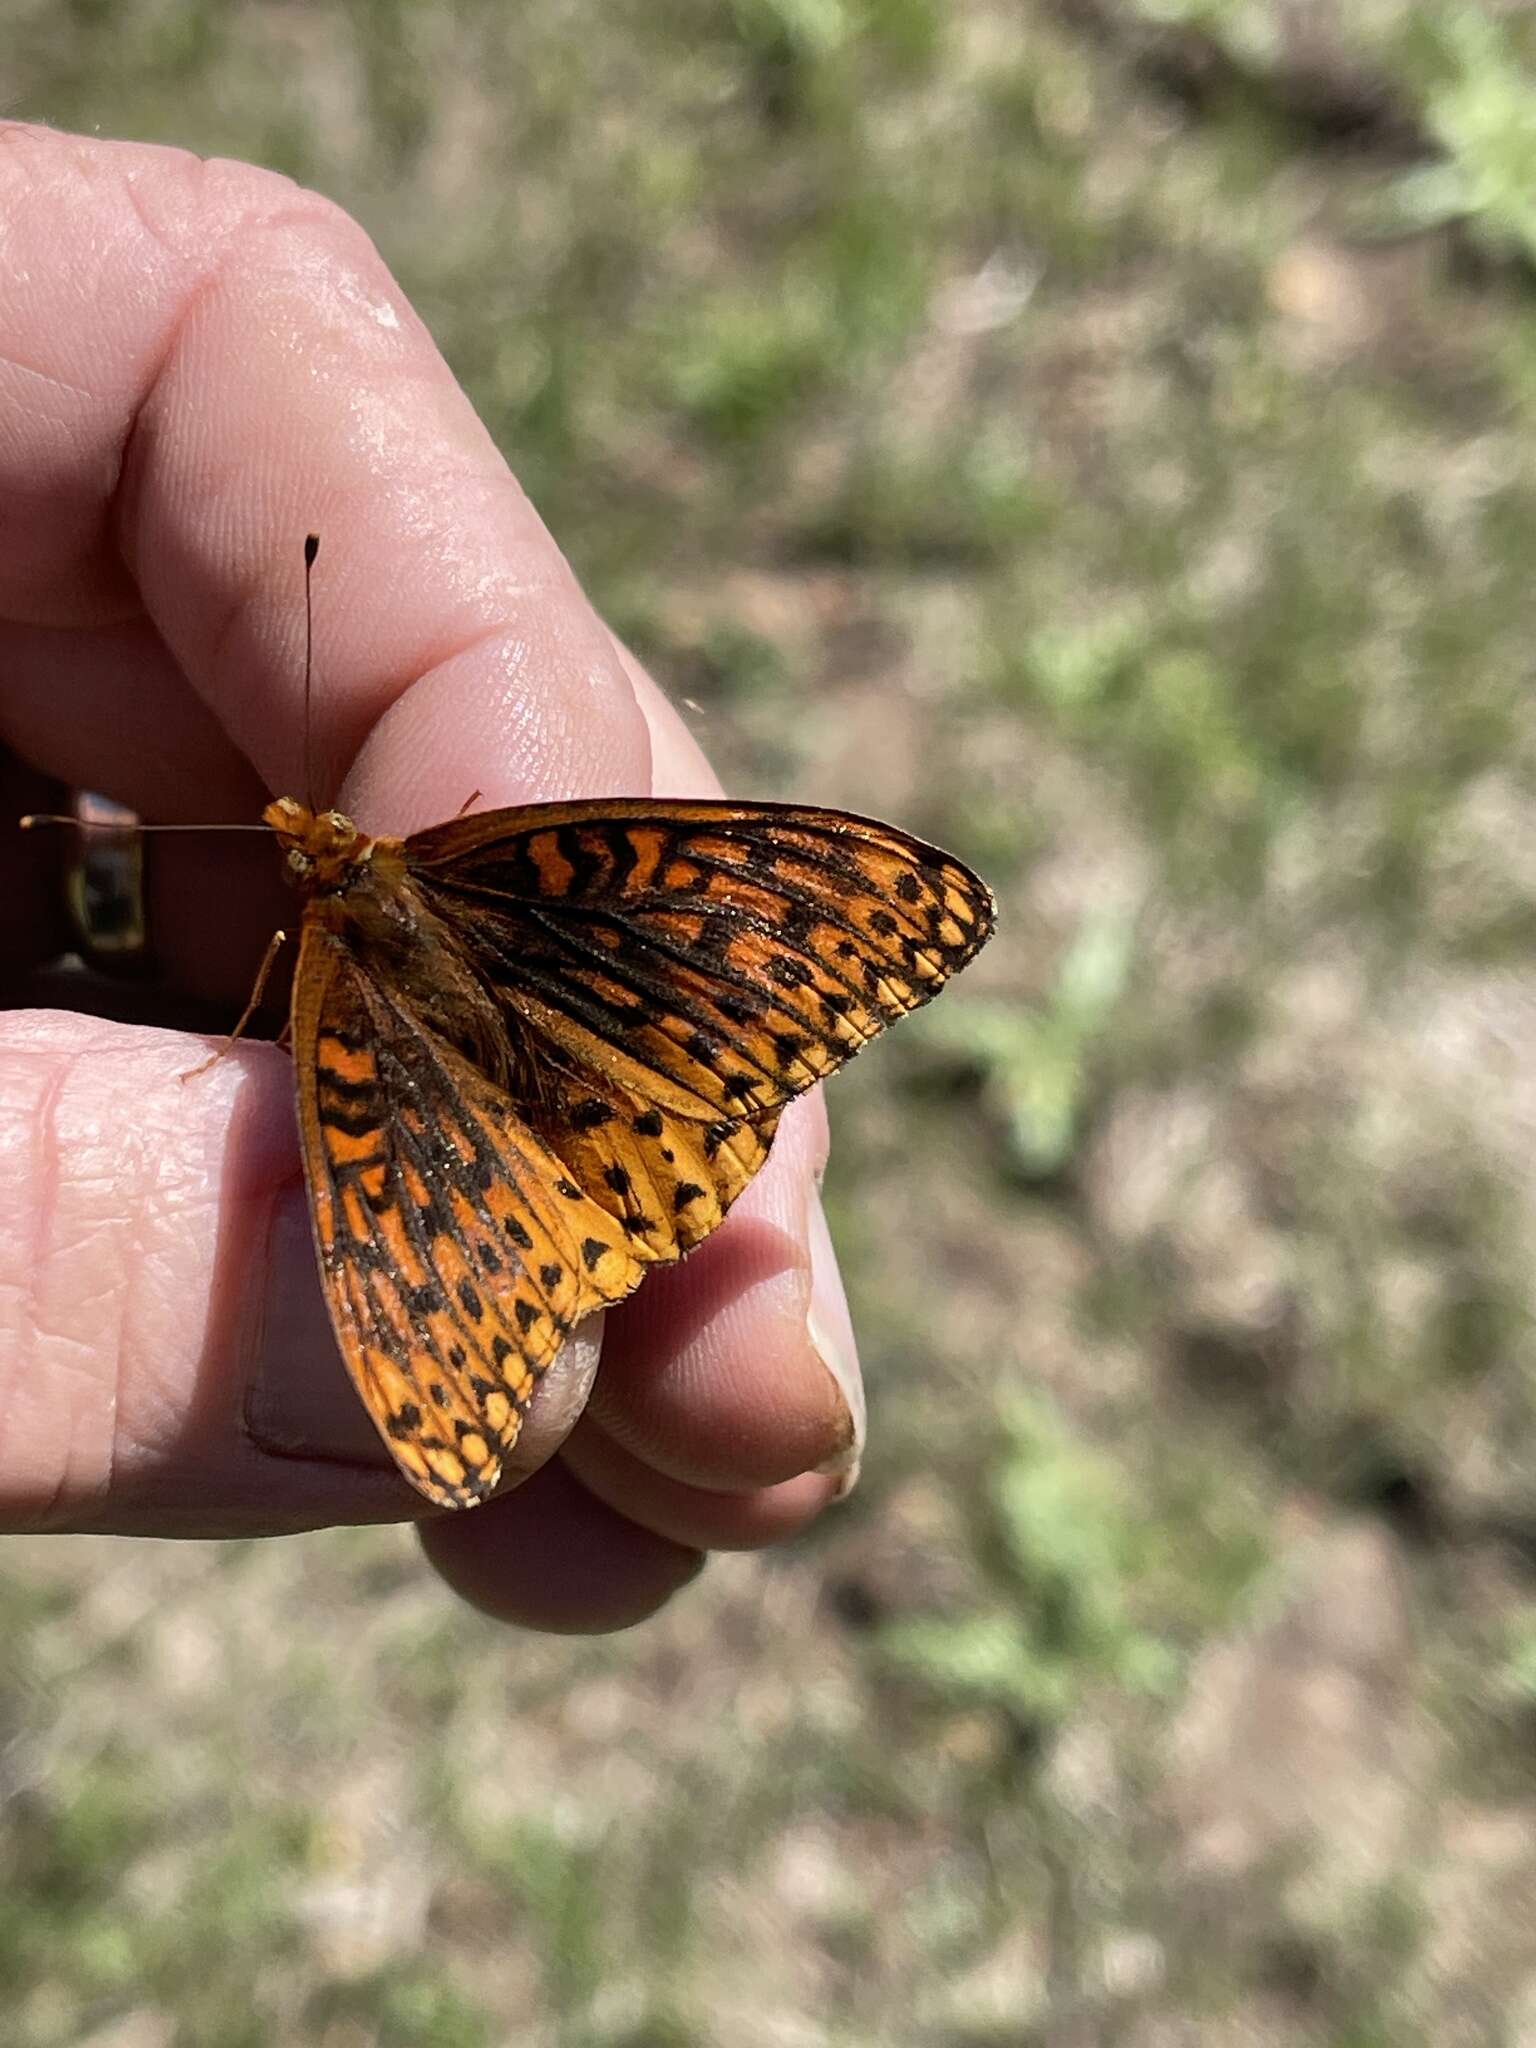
<box><xmin>181</xmin><ymin>928</ymin><xmax>288</xmax><ymax>1081</ymax></box>
<box><xmin>452</xmin><ymin>788</ymin><xmax>483</xmax><ymax>819</ymax></box>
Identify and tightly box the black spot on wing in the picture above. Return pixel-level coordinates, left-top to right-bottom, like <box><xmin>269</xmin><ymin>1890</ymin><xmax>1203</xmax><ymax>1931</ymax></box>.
<box><xmin>318</xmin><ymin>1101</ymin><xmax>383</xmax><ymax>1138</ymax></box>
<box><xmin>770</xmin><ymin>956</ymin><xmax>813</xmax><ymax>990</ymax></box>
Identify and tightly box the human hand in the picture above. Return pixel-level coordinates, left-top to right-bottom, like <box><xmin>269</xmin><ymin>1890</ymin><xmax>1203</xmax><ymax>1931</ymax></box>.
<box><xmin>0</xmin><ymin>122</ymin><xmax>863</xmax><ymax>1630</ymax></box>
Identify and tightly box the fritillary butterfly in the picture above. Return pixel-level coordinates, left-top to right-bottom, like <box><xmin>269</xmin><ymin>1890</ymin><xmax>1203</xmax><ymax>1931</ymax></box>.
<box><xmin>12</xmin><ymin>541</ymin><xmax>996</xmax><ymax>1506</ymax></box>
<box><xmin>266</xmin><ymin>786</ymin><xmax>994</xmax><ymax>1507</ymax></box>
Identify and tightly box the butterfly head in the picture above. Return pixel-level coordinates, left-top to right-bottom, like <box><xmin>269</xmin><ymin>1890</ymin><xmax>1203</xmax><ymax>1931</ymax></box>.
<box><xmin>263</xmin><ymin>795</ymin><xmax>374</xmax><ymax>892</ymax></box>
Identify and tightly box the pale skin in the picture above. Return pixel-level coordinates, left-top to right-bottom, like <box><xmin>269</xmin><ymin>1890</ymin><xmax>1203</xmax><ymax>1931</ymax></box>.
<box><xmin>0</xmin><ymin>122</ymin><xmax>864</xmax><ymax>1631</ymax></box>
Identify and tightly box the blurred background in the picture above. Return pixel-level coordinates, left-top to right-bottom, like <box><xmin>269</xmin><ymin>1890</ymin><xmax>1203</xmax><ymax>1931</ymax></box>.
<box><xmin>9</xmin><ymin>1</ymin><xmax>1536</xmax><ymax>2040</ymax></box>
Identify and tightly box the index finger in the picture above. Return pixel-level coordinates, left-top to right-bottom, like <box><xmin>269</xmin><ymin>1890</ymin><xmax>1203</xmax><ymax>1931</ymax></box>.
<box><xmin>0</xmin><ymin>120</ymin><xmax>650</xmax><ymax>821</ymax></box>
<box><xmin>0</xmin><ymin>125</ymin><xmax>860</xmax><ymax>1593</ymax></box>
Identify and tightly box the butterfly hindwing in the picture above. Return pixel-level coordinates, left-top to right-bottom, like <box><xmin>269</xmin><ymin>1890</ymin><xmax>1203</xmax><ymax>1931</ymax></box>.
<box><xmin>290</xmin><ymin>913</ymin><xmax>645</xmax><ymax>1507</ymax></box>
<box><xmin>529</xmin><ymin>1084</ymin><xmax>784</xmax><ymax>1260</ymax></box>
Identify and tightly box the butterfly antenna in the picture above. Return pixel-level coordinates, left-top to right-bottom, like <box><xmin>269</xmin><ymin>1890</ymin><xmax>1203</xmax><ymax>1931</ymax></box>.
<box><xmin>302</xmin><ymin>533</ymin><xmax>320</xmax><ymax>812</ymax></box>
<box><xmin>20</xmin><ymin>815</ymin><xmax>265</xmax><ymax>834</ymax></box>
<box><xmin>19</xmin><ymin>539</ymin><xmax>323</xmax><ymax>842</ymax></box>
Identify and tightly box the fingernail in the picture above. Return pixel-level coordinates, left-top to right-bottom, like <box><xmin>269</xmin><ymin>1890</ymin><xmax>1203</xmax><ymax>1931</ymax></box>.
<box><xmin>805</xmin><ymin>1195</ymin><xmax>865</xmax><ymax>1499</ymax></box>
<box><xmin>248</xmin><ymin>1185</ymin><xmax>382</xmax><ymax>1460</ymax></box>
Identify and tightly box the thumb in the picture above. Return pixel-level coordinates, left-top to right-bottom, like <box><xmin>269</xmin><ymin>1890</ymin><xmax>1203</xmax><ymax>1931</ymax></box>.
<box><xmin>0</xmin><ymin>1009</ymin><xmax>599</xmax><ymax>1534</ymax></box>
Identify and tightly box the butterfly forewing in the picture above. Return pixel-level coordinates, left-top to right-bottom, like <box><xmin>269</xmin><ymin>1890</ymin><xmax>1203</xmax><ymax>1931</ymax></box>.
<box><xmin>406</xmin><ymin>799</ymin><xmax>996</xmax><ymax>1127</ymax></box>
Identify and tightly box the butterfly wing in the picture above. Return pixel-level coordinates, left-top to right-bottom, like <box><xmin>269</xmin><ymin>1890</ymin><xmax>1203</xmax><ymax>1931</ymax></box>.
<box><xmin>289</xmin><ymin>908</ymin><xmax>647</xmax><ymax>1508</ymax></box>
<box><xmin>404</xmin><ymin>798</ymin><xmax>994</xmax><ymax>1249</ymax></box>
<box><xmin>515</xmin><ymin>1080</ymin><xmax>784</xmax><ymax>1263</ymax></box>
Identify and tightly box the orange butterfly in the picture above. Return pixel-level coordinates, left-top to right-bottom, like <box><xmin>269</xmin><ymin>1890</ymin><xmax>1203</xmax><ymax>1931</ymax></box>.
<box><xmin>28</xmin><ymin>541</ymin><xmax>995</xmax><ymax>1509</ymax></box>
<box><xmin>264</xmin><ymin>788</ymin><xmax>994</xmax><ymax>1506</ymax></box>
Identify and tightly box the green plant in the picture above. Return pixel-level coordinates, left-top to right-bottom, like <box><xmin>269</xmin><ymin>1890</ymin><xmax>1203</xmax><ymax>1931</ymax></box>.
<box><xmin>1397</xmin><ymin>10</ymin><xmax>1536</xmax><ymax>263</ymax></box>
<box><xmin>921</xmin><ymin>908</ymin><xmax>1133</xmax><ymax>1177</ymax></box>
<box><xmin>882</xmin><ymin>1394</ymin><xmax>1179</xmax><ymax>1733</ymax></box>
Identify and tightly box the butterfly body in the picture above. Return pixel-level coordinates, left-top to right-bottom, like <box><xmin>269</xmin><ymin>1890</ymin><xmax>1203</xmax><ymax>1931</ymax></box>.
<box><xmin>263</xmin><ymin>791</ymin><xmax>995</xmax><ymax>1508</ymax></box>
<box><xmin>265</xmin><ymin>795</ymin><xmax>386</xmax><ymax>891</ymax></box>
